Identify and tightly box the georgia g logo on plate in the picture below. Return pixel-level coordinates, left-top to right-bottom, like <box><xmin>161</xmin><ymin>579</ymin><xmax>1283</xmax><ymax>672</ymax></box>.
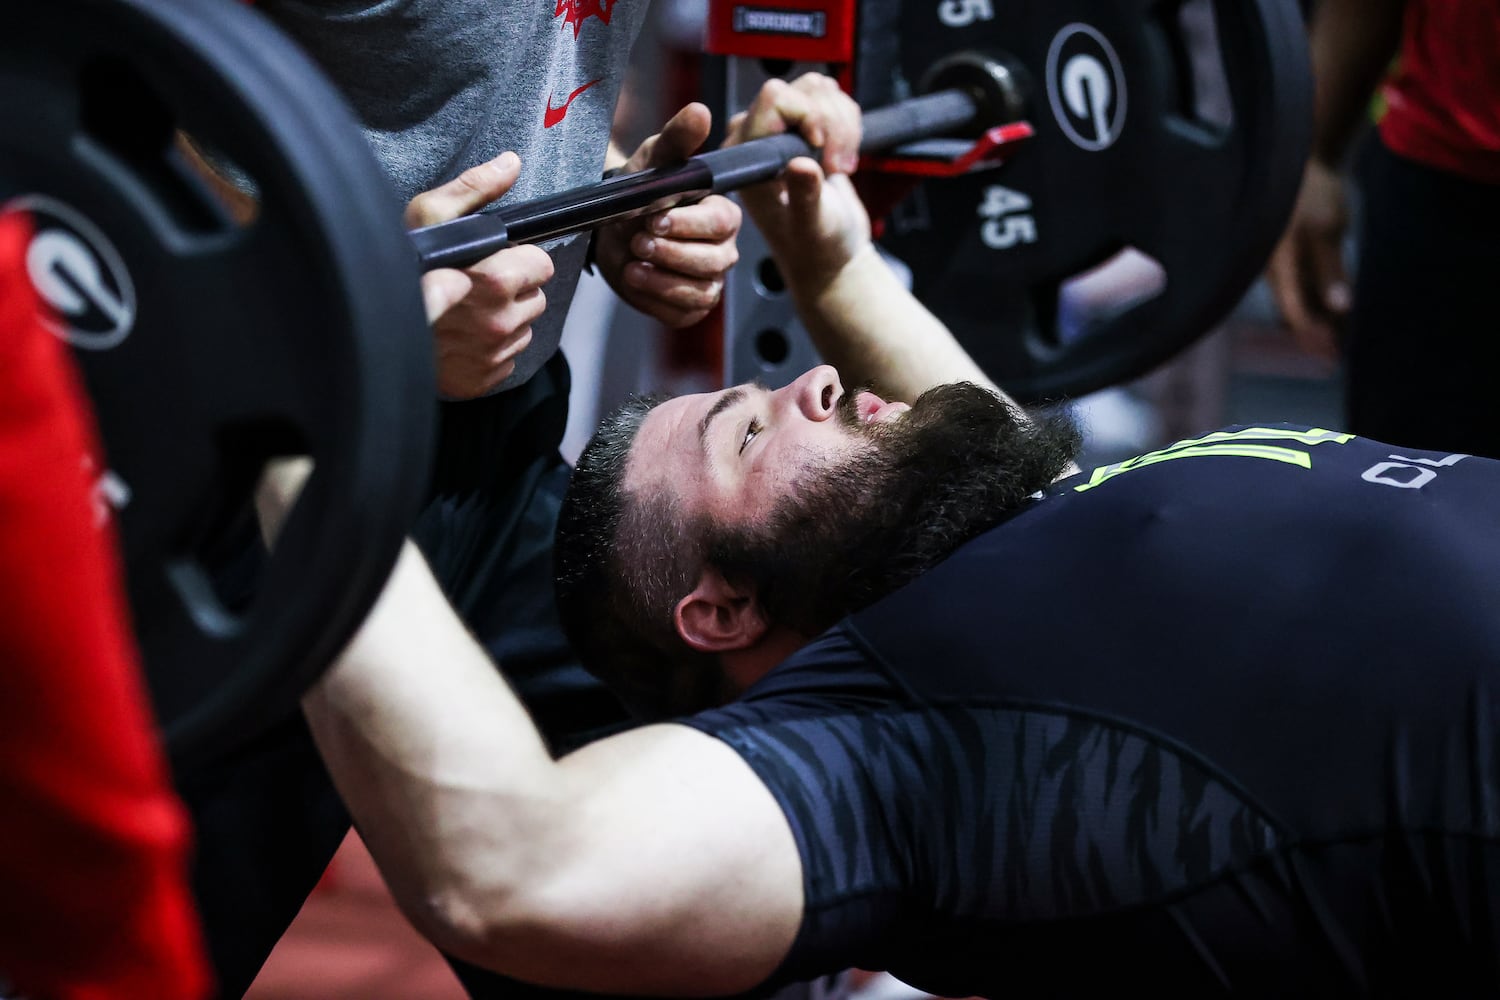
<box><xmin>1046</xmin><ymin>23</ymin><xmax>1128</xmax><ymax>152</ymax></box>
<box><xmin>5</xmin><ymin>193</ymin><xmax>137</xmax><ymax>351</ymax></box>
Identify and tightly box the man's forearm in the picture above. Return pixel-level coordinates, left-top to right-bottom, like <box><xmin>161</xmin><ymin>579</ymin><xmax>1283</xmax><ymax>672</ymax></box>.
<box><xmin>791</xmin><ymin>243</ymin><xmax>1002</xmax><ymax>402</ymax></box>
<box><xmin>1308</xmin><ymin>0</ymin><xmax>1406</xmax><ymax>166</ymax></box>
<box><xmin>300</xmin><ymin>542</ymin><xmax>566</xmax><ymax>953</ymax></box>
<box><xmin>791</xmin><ymin>245</ymin><xmax>1078</xmax><ymax>479</ymax></box>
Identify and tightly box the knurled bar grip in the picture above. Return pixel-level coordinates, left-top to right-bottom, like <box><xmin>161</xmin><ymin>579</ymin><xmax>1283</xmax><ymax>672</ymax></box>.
<box><xmin>410</xmin><ymin>88</ymin><xmax>984</xmax><ymax>272</ymax></box>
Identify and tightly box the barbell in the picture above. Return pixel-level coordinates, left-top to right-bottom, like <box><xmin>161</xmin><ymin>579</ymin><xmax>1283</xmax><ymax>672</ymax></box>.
<box><xmin>410</xmin><ymin>81</ymin><xmax>1017</xmax><ymax>272</ymax></box>
<box><xmin>0</xmin><ymin>0</ymin><xmax>1310</xmax><ymax>771</ymax></box>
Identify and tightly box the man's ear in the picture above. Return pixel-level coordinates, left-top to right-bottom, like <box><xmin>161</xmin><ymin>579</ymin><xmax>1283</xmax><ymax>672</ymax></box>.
<box><xmin>674</xmin><ymin>567</ymin><xmax>768</xmax><ymax>653</ymax></box>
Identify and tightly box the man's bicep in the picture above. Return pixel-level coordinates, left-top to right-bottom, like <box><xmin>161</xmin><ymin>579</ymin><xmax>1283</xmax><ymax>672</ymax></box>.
<box><xmin>487</xmin><ymin>723</ymin><xmax>805</xmax><ymax>996</ymax></box>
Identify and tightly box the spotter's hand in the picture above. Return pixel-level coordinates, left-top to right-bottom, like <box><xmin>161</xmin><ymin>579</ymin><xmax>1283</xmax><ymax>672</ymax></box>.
<box><xmin>592</xmin><ymin>103</ymin><xmax>742</xmax><ymax>328</ymax></box>
<box><xmin>406</xmin><ymin>152</ymin><xmax>555</xmax><ymax>397</ymax></box>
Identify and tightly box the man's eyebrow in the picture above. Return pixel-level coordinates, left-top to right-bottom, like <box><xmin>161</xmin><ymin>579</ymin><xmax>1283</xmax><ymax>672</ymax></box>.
<box><xmin>698</xmin><ymin>385</ymin><xmax>749</xmax><ymax>448</ymax></box>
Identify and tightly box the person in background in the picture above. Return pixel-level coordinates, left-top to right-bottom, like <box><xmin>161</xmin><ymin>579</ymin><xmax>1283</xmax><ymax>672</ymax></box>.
<box><xmin>0</xmin><ymin>214</ymin><xmax>211</xmax><ymax>1000</ymax></box>
<box><xmin>1266</xmin><ymin>0</ymin><xmax>1500</xmax><ymax>458</ymax></box>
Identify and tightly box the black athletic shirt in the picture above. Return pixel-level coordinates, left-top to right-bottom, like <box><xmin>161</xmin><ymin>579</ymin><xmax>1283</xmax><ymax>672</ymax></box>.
<box><xmin>684</xmin><ymin>425</ymin><xmax>1500</xmax><ymax>996</ymax></box>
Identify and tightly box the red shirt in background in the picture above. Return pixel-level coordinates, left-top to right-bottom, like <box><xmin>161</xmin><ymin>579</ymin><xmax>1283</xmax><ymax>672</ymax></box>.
<box><xmin>1379</xmin><ymin>0</ymin><xmax>1500</xmax><ymax>184</ymax></box>
<box><xmin>0</xmin><ymin>213</ymin><xmax>211</xmax><ymax>1000</ymax></box>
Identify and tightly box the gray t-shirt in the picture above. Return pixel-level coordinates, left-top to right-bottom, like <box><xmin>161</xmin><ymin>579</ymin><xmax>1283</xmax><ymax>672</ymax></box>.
<box><xmin>261</xmin><ymin>0</ymin><xmax>650</xmax><ymax>391</ymax></box>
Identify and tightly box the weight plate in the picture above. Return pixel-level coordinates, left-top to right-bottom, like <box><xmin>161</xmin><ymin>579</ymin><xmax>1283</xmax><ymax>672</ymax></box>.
<box><xmin>0</xmin><ymin>0</ymin><xmax>434</xmax><ymax>771</ymax></box>
<box><xmin>870</xmin><ymin>0</ymin><xmax>1312</xmax><ymax>402</ymax></box>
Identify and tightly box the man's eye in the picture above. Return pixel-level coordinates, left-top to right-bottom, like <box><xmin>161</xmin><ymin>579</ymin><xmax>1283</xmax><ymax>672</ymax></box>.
<box><xmin>740</xmin><ymin>418</ymin><xmax>762</xmax><ymax>454</ymax></box>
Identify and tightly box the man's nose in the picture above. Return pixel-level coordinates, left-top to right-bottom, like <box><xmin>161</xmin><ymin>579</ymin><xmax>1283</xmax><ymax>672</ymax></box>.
<box><xmin>783</xmin><ymin>365</ymin><xmax>842</xmax><ymax>422</ymax></box>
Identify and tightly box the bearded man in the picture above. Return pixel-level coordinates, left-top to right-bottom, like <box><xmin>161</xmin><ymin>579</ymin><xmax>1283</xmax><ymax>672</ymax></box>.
<box><xmin>263</xmin><ymin>75</ymin><xmax>1500</xmax><ymax>997</ymax></box>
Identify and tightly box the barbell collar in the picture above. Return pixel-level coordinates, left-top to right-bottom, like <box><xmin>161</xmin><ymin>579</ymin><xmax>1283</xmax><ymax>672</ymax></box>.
<box><xmin>920</xmin><ymin>52</ymin><xmax>1030</xmax><ymax>133</ymax></box>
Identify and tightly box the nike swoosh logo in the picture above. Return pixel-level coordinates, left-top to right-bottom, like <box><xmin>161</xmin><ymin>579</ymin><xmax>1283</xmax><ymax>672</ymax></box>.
<box><xmin>544</xmin><ymin>78</ymin><xmax>602</xmax><ymax>128</ymax></box>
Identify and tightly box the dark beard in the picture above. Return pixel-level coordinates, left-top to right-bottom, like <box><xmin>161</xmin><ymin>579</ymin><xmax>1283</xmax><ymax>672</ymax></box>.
<box><xmin>704</xmin><ymin>382</ymin><xmax>1081</xmax><ymax>636</ymax></box>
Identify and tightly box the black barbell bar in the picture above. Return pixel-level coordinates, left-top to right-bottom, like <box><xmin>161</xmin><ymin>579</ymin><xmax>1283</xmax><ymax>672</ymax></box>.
<box><xmin>411</xmin><ymin>84</ymin><xmax>1007</xmax><ymax>272</ymax></box>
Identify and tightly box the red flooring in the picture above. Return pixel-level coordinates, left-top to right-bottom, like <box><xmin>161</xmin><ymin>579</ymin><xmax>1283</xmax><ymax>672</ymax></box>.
<box><xmin>240</xmin><ymin>837</ymin><xmax>946</xmax><ymax>1000</ymax></box>
<box><xmin>243</xmin><ymin>831</ymin><xmax>467</xmax><ymax>1000</ymax></box>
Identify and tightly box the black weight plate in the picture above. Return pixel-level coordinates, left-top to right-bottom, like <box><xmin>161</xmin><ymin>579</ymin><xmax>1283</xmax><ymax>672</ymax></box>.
<box><xmin>870</xmin><ymin>0</ymin><xmax>1312</xmax><ymax>403</ymax></box>
<box><xmin>0</xmin><ymin>0</ymin><xmax>433</xmax><ymax>772</ymax></box>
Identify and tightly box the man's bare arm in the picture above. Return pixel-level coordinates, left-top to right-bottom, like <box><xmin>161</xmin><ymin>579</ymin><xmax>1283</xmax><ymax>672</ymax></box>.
<box><xmin>727</xmin><ymin>77</ymin><xmax>996</xmax><ymax>403</ymax></box>
<box><xmin>729</xmin><ymin>78</ymin><xmax>1077</xmax><ymax>474</ymax></box>
<box><xmin>794</xmin><ymin>214</ymin><xmax>999</xmax><ymax>403</ymax></box>
<box><xmin>765</xmin><ymin>163</ymin><xmax>1079</xmax><ymax>476</ymax></box>
<box><xmin>256</xmin><ymin>469</ymin><xmax>802</xmax><ymax>995</ymax></box>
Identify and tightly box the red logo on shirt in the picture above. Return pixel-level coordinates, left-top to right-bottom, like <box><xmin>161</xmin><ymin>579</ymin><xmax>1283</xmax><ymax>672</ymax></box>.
<box><xmin>555</xmin><ymin>0</ymin><xmax>617</xmax><ymax>38</ymax></box>
<box><xmin>544</xmin><ymin>78</ymin><xmax>602</xmax><ymax>128</ymax></box>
